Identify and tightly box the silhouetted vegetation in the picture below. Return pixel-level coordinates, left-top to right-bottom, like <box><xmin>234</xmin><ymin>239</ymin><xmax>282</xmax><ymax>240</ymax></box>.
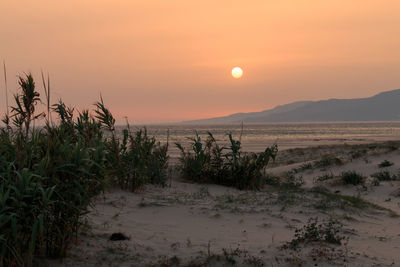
<box><xmin>378</xmin><ymin>160</ymin><xmax>394</xmax><ymax>168</ymax></box>
<box><xmin>0</xmin><ymin>73</ymin><xmax>168</xmax><ymax>266</ymax></box>
<box><xmin>371</xmin><ymin>171</ymin><xmax>397</xmax><ymax>181</ymax></box>
<box><xmin>340</xmin><ymin>171</ymin><xmax>365</xmax><ymax>185</ymax></box>
<box><xmin>176</xmin><ymin>132</ymin><xmax>277</xmax><ymax>190</ymax></box>
<box><xmin>314</xmin><ymin>156</ymin><xmax>343</xmax><ymax>169</ymax></box>
<box><xmin>314</xmin><ymin>173</ymin><xmax>335</xmax><ymax>183</ymax></box>
<box><xmin>279</xmin><ymin>171</ymin><xmax>304</xmax><ymax>189</ymax></box>
<box><xmin>282</xmin><ymin>218</ymin><xmax>346</xmax><ymax>250</ymax></box>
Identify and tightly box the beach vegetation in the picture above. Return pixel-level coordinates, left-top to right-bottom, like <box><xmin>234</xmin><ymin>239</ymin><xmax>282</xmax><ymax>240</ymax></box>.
<box><xmin>314</xmin><ymin>173</ymin><xmax>335</xmax><ymax>183</ymax></box>
<box><xmin>313</xmin><ymin>156</ymin><xmax>343</xmax><ymax>169</ymax></box>
<box><xmin>297</xmin><ymin>162</ymin><xmax>313</xmax><ymax>171</ymax></box>
<box><xmin>371</xmin><ymin>171</ymin><xmax>397</xmax><ymax>181</ymax></box>
<box><xmin>349</xmin><ymin>149</ymin><xmax>367</xmax><ymax>159</ymax></box>
<box><xmin>378</xmin><ymin>160</ymin><xmax>394</xmax><ymax>168</ymax></box>
<box><xmin>265</xmin><ymin>173</ymin><xmax>281</xmax><ymax>186</ymax></box>
<box><xmin>372</xmin><ymin>178</ymin><xmax>380</xmax><ymax>186</ymax></box>
<box><xmin>176</xmin><ymin>132</ymin><xmax>277</xmax><ymax>190</ymax></box>
<box><xmin>282</xmin><ymin>218</ymin><xmax>346</xmax><ymax>250</ymax></box>
<box><xmin>340</xmin><ymin>171</ymin><xmax>365</xmax><ymax>185</ymax></box>
<box><xmin>279</xmin><ymin>171</ymin><xmax>304</xmax><ymax>189</ymax></box>
<box><xmin>0</xmin><ymin>73</ymin><xmax>168</xmax><ymax>266</ymax></box>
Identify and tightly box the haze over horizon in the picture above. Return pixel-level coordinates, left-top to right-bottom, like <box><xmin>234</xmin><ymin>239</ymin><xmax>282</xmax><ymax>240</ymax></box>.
<box><xmin>1</xmin><ymin>1</ymin><xmax>400</xmax><ymax>123</ymax></box>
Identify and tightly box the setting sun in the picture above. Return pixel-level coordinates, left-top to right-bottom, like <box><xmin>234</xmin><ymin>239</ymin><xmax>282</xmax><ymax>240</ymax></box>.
<box><xmin>2</xmin><ymin>1</ymin><xmax>400</xmax><ymax>266</ymax></box>
<box><xmin>231</xmin><ymin>67</ymin><xmax>243</xmax><ymax>79</ymax></box>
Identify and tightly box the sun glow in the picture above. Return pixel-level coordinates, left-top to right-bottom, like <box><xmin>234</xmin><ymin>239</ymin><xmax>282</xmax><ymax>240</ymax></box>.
<box><xmin>231</xmin><ymin>67</ymin><xmax>243</xmax><ymax>79</ymax></box>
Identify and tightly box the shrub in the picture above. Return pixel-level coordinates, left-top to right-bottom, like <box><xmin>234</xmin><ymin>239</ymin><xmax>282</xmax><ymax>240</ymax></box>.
<box><xmin>372</xmin><ymin>178</ymin><xmax>380</xmax><ymax>186</ymax></box>
<box><xmin>349</xmin><ymin>149</ymin><xmax>367</xmax><ymax>159</ymax></box>
<box><xmin>340</xmin><ymin>171</ymin><xmax>365</xmax><ymax>185</ymax></box>
<box><xmin>176</xmin><ymin>133</ymin><xmax>277</xmax><ymax>190</ymax></box>
<box><xmin>293</xmin><ymin>162</ymin><xmax>313</xmax><ymax>173</ymax></box>
<box><xmin>314</xmin><ymin>156</ymin><xmax>342</xmax><ymax>169</ymax></box>
<box><xmin>378</xmin><ymin>160</ymin><xmax>394</xmax><ymax>168</ymax></box>
<box><xmin>371</xmin><ymin>171</ymin><xmax>397</xmax><ymax>181</ymax></box>
<box><xmin>280</xmin><ymin>171</ymin><xmax>304</xmax><ymax>189</ymax></box>
<box><xmin>314</xmin><ymin>173</ymin><xmax>335</xmax><ymax>183</ymax></box>
<box><xmin>298</xmin><ymin>163</ymin><xmax>313</xmax><ymax>171</ymax></box>
<box><xmin>282</xmin><ymin>218</ymin><xmax>346</xmax><ymax>250</ymax></box>
<box><xmin>0</xmin><ymin>73</ymin><xmax>169</xmax><ymax>266</ymax></box>
<box><xmin>265</xmin><ymin>173</ymin><xmax>281</xmax><ymax>186</ymax></box>
<box><xmin>117</xmin><ymin>128</ymin><xmax>169</xmax><ymax>191</ymax></box>
<box><xmin>0</xmin><ymin>167</ymin><xmax>54</xmax><ymax>266</ymax></box>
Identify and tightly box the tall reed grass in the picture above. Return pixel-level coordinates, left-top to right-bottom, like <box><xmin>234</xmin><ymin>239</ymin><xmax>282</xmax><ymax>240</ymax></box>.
<box><xmin>176</xmin><ymin>132</ymin><xmax>277</xmax><ymax>190</ymax></box>
<box><xmin>0</xmin><ymin>73</ymin><xmax>168</xmax><ymax>266</ymax></box>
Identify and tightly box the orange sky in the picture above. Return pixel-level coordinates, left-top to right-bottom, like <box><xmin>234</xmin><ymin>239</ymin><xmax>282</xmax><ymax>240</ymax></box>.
<box><xmin>1</xmin><ymin>0</ymin><xmax>400</xmax><ymax>123</ymax></box>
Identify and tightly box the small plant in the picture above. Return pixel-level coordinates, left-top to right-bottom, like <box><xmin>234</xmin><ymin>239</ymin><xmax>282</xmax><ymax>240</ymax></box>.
<box><xmin>313</xmin><ymin>156</ymin><xmax>343</xmax><ymax>169</ymax></box>
<box><xmin>282</xmin><ymin>218</ymin><xmax>346</xmax><ymax>250</ymax></box>
<box><xmin>349</xmin><ymin>149</ymin><xmax>367</xmax><ymax>159</ymax></box>
<box><xmin>371</xmin><ymin>171</ymin><xmax>397</xmax><ymax>181</ymax></box>
<box><xmin>298</xmin><ymin>162</ymin><xmax>313</xmax><ymax>171</ymax></box>
<box><xmin>265</xmin><ymin>173</ymin><xmax>281</xmax><ymax>186</ymax></box>
<box><xmin>378</xmin><ymin>160</ymin><xmax>394</xmax><ymax>168</ymax></box>
<box><xmin>314</xmin><ymin>173</ymin><xmax>335</xmax><ymax>183</ymax></box>
<box><xmin>340</xmin><ymin>171</ymin><xmax>365</xmax><ymax>185</ymax></box>
<box><xmin>280</xmin><ymin>171</ymin><xmax>304</xmax><ymax>189</ymax></box>
<box><xmin>372</xmin><ymin>178</ymin><xmax>380</xmax><ymax>186</ymax></box>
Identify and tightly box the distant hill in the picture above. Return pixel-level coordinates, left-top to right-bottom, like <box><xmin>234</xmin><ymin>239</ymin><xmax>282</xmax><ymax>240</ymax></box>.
<box><xmin>182</xmin><ymin>89</ymin><xmax>400</xmax><ymax>124</ymax></box>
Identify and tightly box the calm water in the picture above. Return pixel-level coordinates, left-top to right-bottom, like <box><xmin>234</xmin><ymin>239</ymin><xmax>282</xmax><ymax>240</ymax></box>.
<box><xmin>120</xmin><ymin>122</ymin><xmax>400</xmax><ymax>159</ymax></box>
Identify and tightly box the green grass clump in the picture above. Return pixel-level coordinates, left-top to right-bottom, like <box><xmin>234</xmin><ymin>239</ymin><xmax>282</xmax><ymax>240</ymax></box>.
<box><xmin>372</xmin><ymin>178</ymin><xmax>380</xmax><ymax>186</ymax></box>
<box><xmin>378</xmin><ymin>160</ymin><xmax>394</xmax><ymax>168</ymax></box>
<box><xmin>279</xmin><ymin>171</ymin><xmax>304</xmax><ymax>189</ymax></box>
<box><xmin>371</xmin><ymin>171</ymin><xmax>397</xmax><ymax>181</ymax></box>
<box><xmin>297</xmin><ymin>162</ymin><xmax>313</xmax><ymax>171</ymax></box>
<box><xmin>265</xmin><ymin>173</ymin><xmax>281</xmax><ymax>186</ymax></box>
<box><xmin>313</xmin><ymin>156</ymin><xmax>343</xmax><ymax>169</ymax></box>
<box><xmin>282</xmin><ymin>218</ymin><xmax>346</xmax><ymax>250</ymax></box>
<box><xmin>314</xmin><ymin>173</ymin><xmax>335</xmax><ymax>183</ymax></box>
<box><xmin>311</xmin><ymin>188</ymin><xmax>394</xmax><ymax>214</ymax></box>
<box><xmin>349</xmin><ymin>149</ymin><xmax>367</xmax><ymax>159</ymax></box>
<box><xmin>0</xmin><ymin>73</ymin><xmax>168</xmax><ymax>266</ymax></box>
<box><xmin>176</xmin><ymin>132</ymin><xmax>277</xmax><ymax>190</ymax></box>
<box><xmin>340</xmin><ymin>171</ymin><xmax>365</xmax><ymax>185</ymax></box>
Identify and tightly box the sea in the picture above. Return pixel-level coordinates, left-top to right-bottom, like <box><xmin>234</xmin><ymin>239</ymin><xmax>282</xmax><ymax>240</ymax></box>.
<box><xmin>123</xmin><ymin>122</ymin><xmax>400</xmax><ymax>160</ymax></box>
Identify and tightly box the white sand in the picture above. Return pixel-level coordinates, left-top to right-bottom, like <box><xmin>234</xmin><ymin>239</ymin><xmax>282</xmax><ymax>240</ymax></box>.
<box><xmin>45</xmin><ymin>141</ymin><xmax>400</xmax><ymax>267</ymax></box>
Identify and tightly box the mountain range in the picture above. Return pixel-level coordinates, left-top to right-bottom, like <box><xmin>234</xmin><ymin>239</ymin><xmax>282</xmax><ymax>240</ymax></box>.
<box><xmin>182</xmin><ymin>89</ymin><xmax>400</xmax><ymax>124</ymax></box>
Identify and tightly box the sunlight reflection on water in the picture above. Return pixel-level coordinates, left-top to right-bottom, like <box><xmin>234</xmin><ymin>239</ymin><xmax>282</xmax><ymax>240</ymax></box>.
<box><xmin>117</xmin><ymin>122</ymin><xmax>400</xmax><ymax>159</ymax></box>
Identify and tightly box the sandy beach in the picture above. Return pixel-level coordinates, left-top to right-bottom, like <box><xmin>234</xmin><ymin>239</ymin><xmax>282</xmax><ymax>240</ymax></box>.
<box><xmin>41</xmin><ymin>139</ymin><xmax>400</xmax><ymax>267</ymax></box>
<box><xmin>4</xmin><ymin>2</ymin><xmax>400</xmax><ymax>266</ymax></box>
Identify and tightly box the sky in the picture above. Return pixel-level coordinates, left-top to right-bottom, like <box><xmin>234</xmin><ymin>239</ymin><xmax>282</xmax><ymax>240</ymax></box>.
<box><xmin>1</xmin><ymin>0</ymin><xmax>400</xmax><ymax>123</ymax></box>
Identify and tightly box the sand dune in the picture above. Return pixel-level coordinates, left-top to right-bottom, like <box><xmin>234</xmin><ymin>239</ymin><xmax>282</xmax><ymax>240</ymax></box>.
<box><xmin>45</xmin><ymin>141</ymin><xmax>400</xmax><ymax>266</ymax></box>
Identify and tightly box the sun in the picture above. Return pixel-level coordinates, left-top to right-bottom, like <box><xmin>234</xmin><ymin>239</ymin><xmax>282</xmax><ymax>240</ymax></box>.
<box><xmin>231</xmin><ymin>67</ymin><xmax>243</xmax><ymax>79</ymax></box>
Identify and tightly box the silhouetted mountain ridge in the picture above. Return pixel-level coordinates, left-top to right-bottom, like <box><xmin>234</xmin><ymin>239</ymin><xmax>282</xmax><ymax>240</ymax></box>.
<box><xmin>183</xmin><ymin>89</ymin><xmax>400</xmax><ymax>124</ymax></box>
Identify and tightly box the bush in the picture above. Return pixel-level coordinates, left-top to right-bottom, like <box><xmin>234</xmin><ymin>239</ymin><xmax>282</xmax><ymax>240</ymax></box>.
<box><xmin>0</xmin><ymin>167</ymin><xmax>54</xmax><ymax>266</ymax></box>
<box><xmin>176</xmin><ymin>132</ymin><xmax>277</xmax><ymax>190</ymax></box>
<box><xmin>0</xmin><ymin>73</ymin><xmax>168</xmax><ymax>266</ymax></box>
<box><xmin>116</xmin><ymin>128</ymin><xmax>169</xmax><ymax>191</ymax></box>
<box><xmin>314</xmin><ymin>156</ymin><xmax>342</xmax><ymax>169</ymax></box>
<box><xmin>280</xmin><ymin>171</ymin><xmax>304</xmax><ymax>189</ymax></box>
<box><xmin>314</xmin><ymin>173</ymin><xmax>335</xmax><ymax>183</ymax></box>
<box><xmin>372</xmin><ymin>178</ymin><xmax>380</xmax><ymax>186</ymax></box>
<box><xmin>371</xmin><ymin>171</ymin><xmax>397</xmax><ymax>181</ymax></box>
<box><xmin>282</xmin><ymin>218</ymin><xmax>346</xmax><ymax>250</ymax></box>
<box><xmin>378</xmin><ymin>160</ymin><xmax>394</xmax><ymax>168</ymax></box>
<box><xmin>265</xmin><ymin>173</ymin><xmax>281</xmax><ymax>186</ymax></box>
<box><xmin>340</xmin><ymin>171</ymin><xmax>365</xmax><ymax>185</ymax></box>
<box><xmin>349</xmin><ymin>149</ymin><xmax>367</xmax><ymax>159</ymax></box>
<box><xmin>295</xmin><ymin>162</ymin><xmax>313</xmax><ymax>172</ymax></box>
